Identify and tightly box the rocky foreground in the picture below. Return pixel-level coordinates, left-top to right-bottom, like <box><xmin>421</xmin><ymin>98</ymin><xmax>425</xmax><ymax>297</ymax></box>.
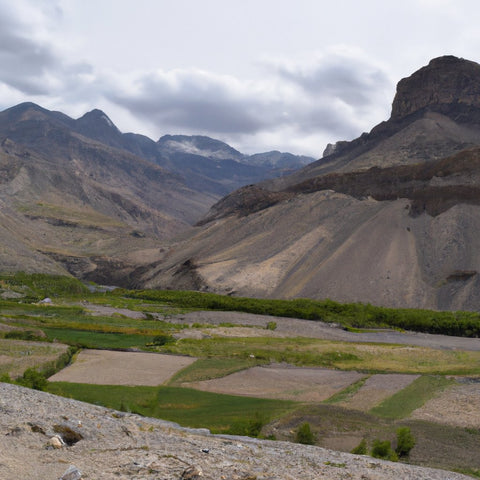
<box><xmin>0</xmin><ymin>383</ymin><xmax>470</xmax><ymax>480</ymax></box>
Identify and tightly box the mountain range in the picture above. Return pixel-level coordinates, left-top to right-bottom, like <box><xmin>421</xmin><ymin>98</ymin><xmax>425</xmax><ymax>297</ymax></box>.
<box><xmin>137</xmin><ymin>56</ymin><xmax>480</xmax><ymax>311</ymax></box>
<box><xmin>3</xmin><ymin>55</ymin><xmax>480</xmax><ymax>311</ymax></box>
<box><xmin>0</xmin><ymin>102</ymin><xmax>312</xmax><ymax>285</ymax></box>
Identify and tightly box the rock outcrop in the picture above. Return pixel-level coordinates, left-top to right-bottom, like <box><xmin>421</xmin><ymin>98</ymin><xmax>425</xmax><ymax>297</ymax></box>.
<box><xmin>391</xmin><ymin>56</ymin><xmax>480</xmax><ymax>121</ymax></box>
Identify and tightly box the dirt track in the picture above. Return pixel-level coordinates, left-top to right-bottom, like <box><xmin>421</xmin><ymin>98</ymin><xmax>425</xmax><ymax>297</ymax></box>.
<box><xmin>169</xmin><ymin>310</ymin><xmax>480</xmax><ymax>351</ymax></box>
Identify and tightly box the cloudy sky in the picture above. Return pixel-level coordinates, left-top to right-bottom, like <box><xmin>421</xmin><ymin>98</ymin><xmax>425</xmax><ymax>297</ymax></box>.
<box><xmin>1</xmin><ymin>0</ymin><xmax>479</xmax><ymax>157</ymax></box>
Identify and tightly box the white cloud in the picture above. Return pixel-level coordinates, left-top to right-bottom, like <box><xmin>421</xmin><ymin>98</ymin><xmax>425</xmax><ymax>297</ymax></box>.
<box><xmin>1</xmin><ymin>1</ymin><xmax>445</xmax><ymax>157</ymax></box>
<box><xmin>104</xmin><ymin>49</ymin><xmax>393</xmax><ymax>155</ymax></box>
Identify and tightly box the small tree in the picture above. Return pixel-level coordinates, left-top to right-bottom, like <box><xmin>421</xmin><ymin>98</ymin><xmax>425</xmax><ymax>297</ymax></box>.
<box><xmin>16</xmin><ymin>368</ymin><xmax>48</xmax><ymax>391</ymax></box>
<box><xmin>395</xmin><ymin>427</ymin><xmax>415</xmax><ymax>457</ymax></box>
<box><xmin>371</xmin><ymin>439</ymin><xmax>398</xmax><ymax>462</ymax></box>
<box><xmin>295</xmin><ymin>422</ymin><xmax>315</xmax><ymax>445</ymax></box>
<box><xmin>351</xmin><ymin>438</ymin><xmax>367</xmax><ymax>455</ymax></box>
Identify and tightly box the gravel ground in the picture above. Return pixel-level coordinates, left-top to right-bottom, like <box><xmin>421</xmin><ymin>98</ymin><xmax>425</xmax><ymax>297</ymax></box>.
<box><xmin>170</xmin><ymin>311</ymin><xmax>480</xmax><ymax>351</ymax></box>
<box><xmin>410</xmin><ymin>380</ymin><xmax>480</xmax><ymax>428</ymax></box>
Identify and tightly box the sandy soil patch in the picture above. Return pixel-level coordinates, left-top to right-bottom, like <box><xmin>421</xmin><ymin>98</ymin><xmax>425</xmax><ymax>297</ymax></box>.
<box><xmin>410</xmin><ymin>381</ymin><xmax>480</xmax><ymax>428</ymax></box>
<box><xmin>184</xmin><ymin>365</ymin><xmax>364</xmax><ymax>401</ymax></box>
<box><xmin>338</xmin><ymin>373</ymin><xmax>420</xmax><ymax>410</ymax></box>
<box><xmin>48</xmin><ymin>350</ymin><xmax>196</xmax><ymax>386</ymax></box>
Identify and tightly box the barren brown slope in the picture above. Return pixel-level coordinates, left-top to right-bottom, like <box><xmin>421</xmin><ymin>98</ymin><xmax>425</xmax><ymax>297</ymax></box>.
<box><xmin>142</xmin><ymin>139</ymin><xmax>480</xmax><ymax>310</ymax></box>
<box><xmin>0</xmin><ymin>104</ymin><xmax>217</xmax><ymax>284</ymax></box>
<box><xmin>136</xmin><ymin>56</ymin><xmax>480</xmax><ymax>310</ymax></box>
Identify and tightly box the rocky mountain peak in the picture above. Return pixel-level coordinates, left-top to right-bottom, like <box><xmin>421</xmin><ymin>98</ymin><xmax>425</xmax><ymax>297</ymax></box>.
<box><xmin>157</xmin><ymin>134</ymin><xmax>244</xmax><ymax>161</ymax></box>
<box><xmin>77</xmin><ymin>109</ymin><xmax>118</xmax><ymax>131</ymax></box>
<box><xmin>391</xmin><ymin>55</ymin><xmax>480</xmax><ymax>120</ymax></box>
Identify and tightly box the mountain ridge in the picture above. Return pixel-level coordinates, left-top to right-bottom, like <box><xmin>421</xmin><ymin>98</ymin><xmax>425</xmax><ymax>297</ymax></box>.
<box><xmin>138</xmin><ymin>56</ymin><xmax>480</xmax><ymax>311</ymax></box>
<box><xmin>0</xmin><ymin>101</ymin><xmax>312</xmax><ymax>284</ymax></box>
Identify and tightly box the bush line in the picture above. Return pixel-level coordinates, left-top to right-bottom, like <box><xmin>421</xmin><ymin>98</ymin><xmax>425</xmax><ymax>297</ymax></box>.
<box><xmin>119</xmin><ymin>289</ymin><xmax>480</xmax><ymax>338</ymax></box>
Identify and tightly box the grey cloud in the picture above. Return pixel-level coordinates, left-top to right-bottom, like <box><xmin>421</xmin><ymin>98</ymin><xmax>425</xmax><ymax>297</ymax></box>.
<box><xmin>0</xmin><ymin>6</ymin><xmax>57</xmax><ymax>94</ymax></box>
<box><xmin>0</xmin><ymin>2</ymin><xmax>92</xmax><ymax>96</ymax></box>
<box><xmin>108</xmin><ymin>72</ymin><xmax>269</xmax><ymax>135</ymax></box>
<box><xmin>275</xmin><ymin>57</ymin><xmax>390</xmax><ymax>108</ymax></box>
<box><xmin>107</xmin><ymin>52</ymin><xmax>390</xmax><ymax>144</ymax></box>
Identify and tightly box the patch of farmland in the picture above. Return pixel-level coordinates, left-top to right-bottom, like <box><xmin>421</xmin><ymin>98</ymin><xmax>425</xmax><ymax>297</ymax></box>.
<box><xmin>409</xmin><ymin>380</ymin><xmax>480</xmax><ymax>428</ymax></box>
<box><xmin>183</xmin><ymin>364</ymin><xmax>364</xmax><ymax>401</ymax></box>
<box><xmin>338</xmin><ymin>373</ymin><xmax>420</xmax><ymax>410</ymax></box>
<box><xmin>0</xmin><ymin>339</ymin><xmax>68</xmax><ymax>378</ymax></box>
<box><xmin>48</xmin><ymin>349</ymin><xmax>196</xmax><ymax>386</ymax></box>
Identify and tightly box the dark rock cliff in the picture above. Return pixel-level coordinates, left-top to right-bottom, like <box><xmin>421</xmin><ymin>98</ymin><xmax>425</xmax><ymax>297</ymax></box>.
<box><xmin>391</xmin><ymin>56</ymin><xmax>480</xmax><ymax>122</ymax></box>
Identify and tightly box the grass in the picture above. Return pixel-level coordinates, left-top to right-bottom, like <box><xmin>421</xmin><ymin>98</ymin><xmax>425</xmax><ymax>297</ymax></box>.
<box><xmin>455</xmin><ymin>468</ymin><xmax>480</xmax><ymax>478</ymax></box>
<box><xmin>168</xmin><ymin>357</ymin><xmax>266</xmax><ymax>385</ymax></box>
<box><xmin>0</xmin><ymin>338</ymin><xmax>69</xmax><ymax>378</ymax></box>
<box><xmin>41</xmin><ymin>327</ymin><xmax>157</xmax><ymax>350</ymax></box>
<box><xmin>323</xmin><ymin>376</ymin><xmax>370</xmax><ymax>404</ymax></box>
<box><xmin>269</xmin><ymin>404</ymin><xmax>480</xmax><ymax>473</ymax></box>
<box><xmin>120</xmin><ymin>288</ymin><xmax>480</xmax><ymax>338</ymax></box>
<box><xmin>0</xmin><ymin>272</ymin><xmax>89</xmax><ymax>300</ymax></box>
<box><xmin>46</xmin><ymin>382</ymin><xmax>295</xmax><ymax>434</ymax></box>
<box><xmin>370</xmin><ymin>375</ymin><xmax>455</xmax><ymax>419</ymax></box>
<box><xmin>161</xmin><ymin>337</ymin><xmax>480</xmax><ymax>375</ymax></box>
<box><xmin>16</xmin><ymin>202</ymin><xmax>125</xmax><ymax>229</ymax></box>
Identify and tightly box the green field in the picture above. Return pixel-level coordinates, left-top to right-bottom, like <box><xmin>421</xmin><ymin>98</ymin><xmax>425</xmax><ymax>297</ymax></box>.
<box><xmin>2</xmin><ymin>273</ymin><xmax>480</xmax><ymax>474</ymax></box>
<box><xmin>46</xmin><ymin>382</ymin><xmax>295</xmax><ymax>434</ymax></box>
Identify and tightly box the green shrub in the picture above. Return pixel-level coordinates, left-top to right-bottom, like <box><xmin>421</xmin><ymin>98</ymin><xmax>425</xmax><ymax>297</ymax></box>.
<box><xmin>5</xmin><ymin>330</ymin><xmax>41</xmax><ymax>341</ymax></box>
<box><xmin>395</xmin><ymin>427</ymin><xmax>415</xmax><ymax>457</ymax></box>
<box><xmin>371</xmin><ymin>439</ymin><xmax>398</xmax><ymax>461</ymax></box>
<box><xmin>295</xmin><ymin>422</ymin><xmax>315</xmax><ymax>445</ymax></box>
<box><xmin>351</xmin><ymin>438</ymin><xmax>368</xmax><ymax>455</ymax></box>
<box><xmin>16</xmin><ymin>368</ymin><xmax>48</xmax><ymax>391</ymax></box>
<box><xmin>266</xmin><ymin>321</ymin><xmax>277</xmax><ymax>331</ymax></box>
<box><xmin>121</xmin><ymin>288</ymin><xmax>480</xmax><ymax>338</ymax></box>
<box><xmin>228</xmin><ymin>412</ymin><xmax>266</xmax><ymax>437</ymax></box>
<box><xmin>150</xmin><ymin>334</ymin><xmax>174</xmax><ymax>346</ymax></box>
<box><xmin>0</xmin><ymin>373</ymin><xmax>12</xmax><ymax>383</ymax></box>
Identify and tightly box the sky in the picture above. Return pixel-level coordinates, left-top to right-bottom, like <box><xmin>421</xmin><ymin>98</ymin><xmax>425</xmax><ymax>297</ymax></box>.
<box><xmin>1</xmin><ymin>0</ymin><xmax>480</xmax><ymax>157</ymax></box>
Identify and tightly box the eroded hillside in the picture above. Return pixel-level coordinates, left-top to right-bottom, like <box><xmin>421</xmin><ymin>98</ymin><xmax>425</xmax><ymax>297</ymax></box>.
<box><xmin>138</xmin><ymin>57</ymin><xmax>480</xmax><ymax>310</ymax></box>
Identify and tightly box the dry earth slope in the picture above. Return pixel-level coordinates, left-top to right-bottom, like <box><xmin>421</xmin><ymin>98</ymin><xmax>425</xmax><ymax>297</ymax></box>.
<box><xmin>139</xmin><ymin>56</ymin><xmax>480</xmax><ymax>311</ymax></box>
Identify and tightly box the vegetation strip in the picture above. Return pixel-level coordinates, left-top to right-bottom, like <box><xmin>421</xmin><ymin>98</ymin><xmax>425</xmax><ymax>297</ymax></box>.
<box><xmin>323</xmin><ymin>376</ymin><xmax>370</xmax><ymax>404</ymax></box>
<box><xmin>119</xmin><ymin>288</ymin><xmax>480</xmax><ymax>338</ymax></box>
<box><xmin>370</xmin><ymin>375</ymin><xmax>455</xmax><ymax>419</ymax></box>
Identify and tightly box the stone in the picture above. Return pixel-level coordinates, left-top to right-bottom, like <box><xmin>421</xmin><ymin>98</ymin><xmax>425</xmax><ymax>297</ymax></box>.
<box><xmin>59</xmin><ymin>465</ymin><xmax>82</xmax><ymax>480</ymax></box>
<box><xmin>47</xmin><ymin>435</ymin><xmax>64</xmax><ymax>449</ymax></box>
<box><xmin>181</xmin><ymin>465</ymin><xmax>203</xmax><ymax>479</ymax></box>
